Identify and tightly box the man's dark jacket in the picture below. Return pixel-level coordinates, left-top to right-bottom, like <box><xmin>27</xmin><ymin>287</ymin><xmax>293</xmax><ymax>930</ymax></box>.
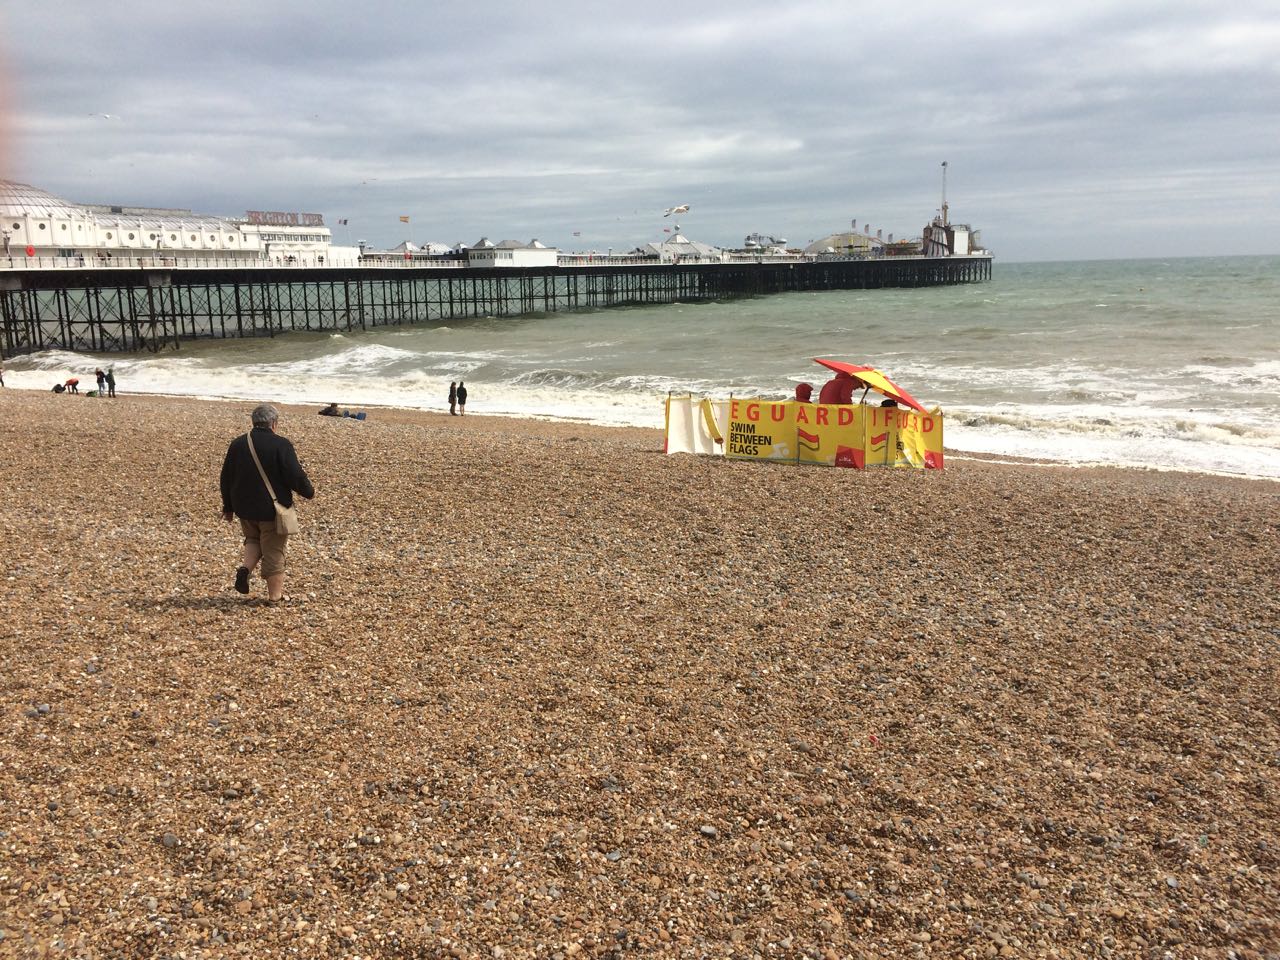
<box><xmin>220</xmin><ymin>427</ymin><xmax>315</xmax><ymax>521</ymax></box>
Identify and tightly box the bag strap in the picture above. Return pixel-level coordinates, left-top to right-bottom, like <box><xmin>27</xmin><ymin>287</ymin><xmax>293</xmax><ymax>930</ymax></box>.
<box><xmin>245</xmin><ymin>432</ymin><xmax>280</xmax><ymax>505</ymax></box>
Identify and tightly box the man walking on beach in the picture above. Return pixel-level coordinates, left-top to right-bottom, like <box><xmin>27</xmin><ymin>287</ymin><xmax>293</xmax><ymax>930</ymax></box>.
<box><xmin>105</xmin><ymin>367</ymin><xmax>116</xmax><ymax>398</ymax></box>
<box><xmin>220</xmin><ymin>404</ymin><xmax>315</xmax><ymax>603</ymax></box>
<box><xmin>448</xmin><ymin>381</ymin><xmax>457</xmax><ymax>416</ymax></box>
<box><xmin>456</xmin><ymin>381</ymin><xmax>467</xmax><ymax>415</ymax></box>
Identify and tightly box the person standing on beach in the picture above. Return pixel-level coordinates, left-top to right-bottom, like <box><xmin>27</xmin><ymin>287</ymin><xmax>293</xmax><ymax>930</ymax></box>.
<box><xmin>95</xmin><ymin>368</ymin><xmax>107</xmax><ymax>396</ymax></box>
<box><xmin>448</xmin><ymin>381</ymin><xmax>458</xmax><ymax>416</ymax></box>
<box><xmin>220</xmin><ymin>403</ymin><xmax>315</xmax><ymax>603</ymax></box>
<box><xmin>105</xmin><ymin>367</ymin><xmax>116</xmax><ymax>398</ymax></box>
<box><xmin>456</xmin><ymin>381</ymin><xmax>467</xmax><ymax>415</ymax></box>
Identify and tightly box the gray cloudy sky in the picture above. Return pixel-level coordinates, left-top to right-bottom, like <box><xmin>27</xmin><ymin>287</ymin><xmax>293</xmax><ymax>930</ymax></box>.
<box><xmin>2</xmin><ymin>1</ymin><xmax>1277</xmax><ymax>261</ymax></box>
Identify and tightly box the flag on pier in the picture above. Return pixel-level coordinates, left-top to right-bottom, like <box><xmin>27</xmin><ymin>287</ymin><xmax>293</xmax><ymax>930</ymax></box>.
<box><xmin>338</xmin><ymin>218</ymin><xmax>349</xmax><ymax>226</ymax></box>
<box><xmin>399</xmin><ymin>216</ymin><xmax>410</xmax><ymax>223</ymax></box>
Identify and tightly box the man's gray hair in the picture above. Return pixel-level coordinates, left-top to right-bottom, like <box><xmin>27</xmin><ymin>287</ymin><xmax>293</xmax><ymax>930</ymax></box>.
<box><xmin>251</xmin><ymin>403</ymin><xmax>279</xmax><ymax>428</ymax></box>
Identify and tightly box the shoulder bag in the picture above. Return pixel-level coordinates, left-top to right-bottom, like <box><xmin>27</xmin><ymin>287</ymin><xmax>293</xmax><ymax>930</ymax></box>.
<box><xmin>245</xmin><ymin>432</ymin><xmax>302</xmax><ymax>535</ymax></box>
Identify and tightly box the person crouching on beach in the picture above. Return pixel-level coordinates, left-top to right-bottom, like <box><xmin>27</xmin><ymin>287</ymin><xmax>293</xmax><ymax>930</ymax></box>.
<box><xmin>448</xmin><ymin>381</ymin><xmax>457</xmax><ymax>416</ymax></box>
<box><xmin>456</xmin><ymin>381</ymin><xmax>467</xmax><ymax>415</ymax></box>
<box><xmin>220</xmin><ymin>404</ymin><xmax>315</xmax><ymax>603</ymax></box>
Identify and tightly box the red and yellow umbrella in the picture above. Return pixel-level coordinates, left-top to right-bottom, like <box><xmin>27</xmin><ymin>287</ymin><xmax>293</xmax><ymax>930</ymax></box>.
<box><xmin>812</xmin><ymin>358</ymin><xmax>928</xmax><ymax>413</ymax></box>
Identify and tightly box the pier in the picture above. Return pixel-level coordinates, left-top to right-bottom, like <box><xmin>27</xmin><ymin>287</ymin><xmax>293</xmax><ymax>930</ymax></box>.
<box><xmin>0</xmin><ymin>256</ymin><xmax>991</xmax><ymax>360</ymax></box>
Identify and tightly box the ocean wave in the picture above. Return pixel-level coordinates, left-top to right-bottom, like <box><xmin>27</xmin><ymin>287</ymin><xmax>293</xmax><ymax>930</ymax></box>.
<box><xmin>510</xmin><ymin>368</ymin><xmax>615</xmax><ymax>389</ymax></box>
<box><xmin>13</xmin><ymin>349</ymin><xmax>123</xmax><ymax>371</ymax></box>
<box><xmin>1179</xmin><ymin>358</ymin><xmax>1280</xmax><ymax>388</ymax></box>
<box><xmin>937</xmin><ymin>325</ymin><xmax>1005</xmax><ymax>340</ymax></box>
<box><xmin>1059</xmin><ymin>387</ymin><xmax>1137</xmax><ymax>404</ymax></box>
<box><xmin>504</xmin><ymin>367</ymin><xmax>745</xmax><ymax>396</ymax></box>
<box><xmin>955</xmin><ymin>408</ymin><xmax>1280</xmax><ymax>449</ymax></box>
<box><xmin>253</xmin><ymin>342</ymin><xmax>421</xmax><ymax>376</ymax></box>
<box><xmin>1195</xmin><ymin>355</ymin><xmax>1248</xmax><ymax>365</ymax></box>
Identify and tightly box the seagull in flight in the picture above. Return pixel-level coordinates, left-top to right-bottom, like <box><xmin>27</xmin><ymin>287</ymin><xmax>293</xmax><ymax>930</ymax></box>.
<box><xmin>663</xmin><ymin>204</ymin><xmax>690</xmax><ymax>217</ymax></box>
<box><xmin>89</xmin><ymin>113</ymin><xmax>120</xmax><ymax>120</ymax></box>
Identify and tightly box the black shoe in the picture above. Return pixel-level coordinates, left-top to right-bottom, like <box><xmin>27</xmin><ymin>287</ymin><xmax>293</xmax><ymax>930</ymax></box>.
<box><xmin>234</xmin><ymin>566</ymin><xmax>250</xmax><ymax>594</ymax></box>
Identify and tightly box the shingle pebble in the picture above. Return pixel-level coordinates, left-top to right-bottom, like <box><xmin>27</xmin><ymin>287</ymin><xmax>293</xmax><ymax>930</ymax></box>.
<box><xmin>0</xmin><ymin>391</ymin><xmax>1276</xmax><ymax>955</ymax></box>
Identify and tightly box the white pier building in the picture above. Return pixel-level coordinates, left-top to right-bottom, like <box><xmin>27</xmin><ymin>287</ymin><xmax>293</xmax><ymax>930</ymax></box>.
<box><xmin>0</xmin><ymin>179</ymin><xmax>358</xmax><ymax>269</ymax></box>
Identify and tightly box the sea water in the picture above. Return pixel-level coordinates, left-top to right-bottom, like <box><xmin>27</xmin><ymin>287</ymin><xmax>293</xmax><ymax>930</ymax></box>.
<box><xmin>6</xmin><ymin>255</ymin><xmax>1279</xmax><ymax>479</ymax></box>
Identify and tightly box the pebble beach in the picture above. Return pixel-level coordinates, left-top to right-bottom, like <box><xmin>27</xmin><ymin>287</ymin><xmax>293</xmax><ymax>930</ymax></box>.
<box><xmin>1</xmin><ymin>389</ymin><xmax>1277</xmax><ymax>959</ymax></box>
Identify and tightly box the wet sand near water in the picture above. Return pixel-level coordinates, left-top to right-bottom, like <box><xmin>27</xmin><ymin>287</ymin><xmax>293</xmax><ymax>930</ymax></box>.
<box><xmin>1</xmin><ymin>390</ymin><xmax>1277</xmax><ymax>957</ymax></box>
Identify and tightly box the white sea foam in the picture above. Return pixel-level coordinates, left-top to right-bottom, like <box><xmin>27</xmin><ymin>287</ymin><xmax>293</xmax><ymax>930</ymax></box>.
<box><xmin>1179</xmin><ymin>358</ymin><xmax>1280</xmax><ymax>388</ymax></box>
<box><xmin>14</xmin><ymin>352</ymin><xmax>1275</xmax><ymax>478</ymax></box>
<box><xmin>944</xmin><ymin>402</ymin><xmax>1280</xmax><ymax>478</ymax></box>
<box><xmin>946</xmin><ymin>420</ymin><xmax>1280</xmax><ymax>479</ymax></box>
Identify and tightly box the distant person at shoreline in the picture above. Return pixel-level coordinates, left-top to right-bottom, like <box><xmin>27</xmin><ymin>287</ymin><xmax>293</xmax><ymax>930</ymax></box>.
<box><xmin>64</xmin><ymin>377</ymin><xmax>80</xmax><ymax>394</ymax></box>
<box><xmin>456</xmin><ymin>381</ymin><xmax>467</xmax><ymax>415</ymax></box>
<box><xmin>448</xmin><ymin>381</ymin><xmax>458</xmax><ymax>416</ymax></box>
<box><xmin>105</xmin><ymin>367</ymin><xmax>116</xmax><ymax>398</ymax></box>
<box><xmin>220</xmin><ymin>403</ymin><xmax>315</xmax><ymax>603</ymax></box>
<box><xmin>95</xmin><ymin>368</ymin><xmax>107</xmax><ymax>395</ymax></box>
<box><xmin>0</xmin><ymin>366</ymin><xmax>5</xmax><ymax>387</ymax></box>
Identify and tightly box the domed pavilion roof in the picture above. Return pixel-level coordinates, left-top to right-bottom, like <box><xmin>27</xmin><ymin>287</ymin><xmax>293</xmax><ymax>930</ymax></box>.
<box><xmin>0</xmin><ymin>179</ymin><xmax>95</xmax><ymax>222</ymax></box>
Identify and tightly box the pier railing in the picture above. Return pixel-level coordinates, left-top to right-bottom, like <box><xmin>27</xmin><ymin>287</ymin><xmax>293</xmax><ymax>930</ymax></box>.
<box><xmin>0</xmin><ymin>255</ymin><xmax>363</xmax><ymax>272</ymax></box>
<box><xmin>3</xmin><ymin>251</ymin><xmax>992</xmax><ymax>272</ymax></box>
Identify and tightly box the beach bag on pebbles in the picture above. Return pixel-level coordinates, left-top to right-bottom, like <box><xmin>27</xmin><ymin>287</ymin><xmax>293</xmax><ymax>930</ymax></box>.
<box><xmin>246</xmin><ymin>433</ymin><xmax>302</xmax><ymax>535</ymax></box>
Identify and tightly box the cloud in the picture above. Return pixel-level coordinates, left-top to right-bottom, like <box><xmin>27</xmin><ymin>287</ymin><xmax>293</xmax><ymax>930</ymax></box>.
<box><xmin>1</xmin><ymin>0</ymin><xmax>1277</xmax><ymax>259</ymax></box>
